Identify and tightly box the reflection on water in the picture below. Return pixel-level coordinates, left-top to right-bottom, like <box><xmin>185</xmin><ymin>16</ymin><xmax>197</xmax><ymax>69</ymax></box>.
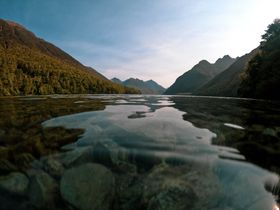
<box><xmin>172</xmin><ymin>96</ymin><xmax>280</xmax><ymax>174</ymax></box>
<box><xmin>0</xmin><ymin>95</ymin><xmax>280</xmax><ymax>210</ymax></box>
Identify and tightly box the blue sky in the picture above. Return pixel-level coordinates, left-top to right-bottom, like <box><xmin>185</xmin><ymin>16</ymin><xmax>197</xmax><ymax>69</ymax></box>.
<box><xmin>1</xmin><ymin>0</ymin><xmax>279</xmax><ymax>87</ymax></box>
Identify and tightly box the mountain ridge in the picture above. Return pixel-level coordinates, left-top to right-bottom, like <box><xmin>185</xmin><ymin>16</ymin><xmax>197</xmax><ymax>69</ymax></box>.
<box><xmin>111</xmin><ymin>78</ymin><xmax>165</xmax><ymax>94</ymax></box>
<box><xmin>195</xmin><ymin>49</ymin><xmax>259</xmax><ymax>97</ymax></box>
<box><xmin>165</xmin><ymin>55</ymin><xmax>236</xmax><ymax>94</ymax></box>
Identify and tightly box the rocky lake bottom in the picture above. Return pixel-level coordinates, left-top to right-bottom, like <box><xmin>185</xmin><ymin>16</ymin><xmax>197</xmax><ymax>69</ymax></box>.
<box><xmin>0</xmin><ymin>94</ymin><xmax>280</xmax><ymax>210</ymax></box>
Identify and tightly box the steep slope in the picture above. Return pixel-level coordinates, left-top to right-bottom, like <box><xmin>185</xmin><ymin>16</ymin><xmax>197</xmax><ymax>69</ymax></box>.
<box><xmin>165</xmin><ymin>55</ymin><xmax>236</xmax><ymax>94</ymax></box>
<box><xmin>0</xmin><ymin>19</ymin><xmax>139</xmax><ymax>95</ymax></box>
<box><xmin>195</xmin><ymin>49</ymin><xmax>258</xmax><ymax>97</ymax></box>
<box><xmin>238</xmin><ymin>19</ymin><xmax>280</xmax><ymax>100</ymax></box>
<box><xmin>111</xmin><ymin>78</ymin><xmax>165</xmax><ymax>94</ymax></box>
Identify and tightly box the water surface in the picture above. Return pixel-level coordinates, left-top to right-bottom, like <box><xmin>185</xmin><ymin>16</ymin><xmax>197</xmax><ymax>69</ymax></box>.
<box><xmin>0</xmin><ymin>95</ymin><xmax>279</xmax><ymax>210</ymax></box>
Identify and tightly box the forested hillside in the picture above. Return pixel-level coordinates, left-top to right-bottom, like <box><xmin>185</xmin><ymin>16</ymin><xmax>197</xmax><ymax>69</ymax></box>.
<box><xmin>0</xmin><ymin>19</ymin><xmax>140</xmax><ymax>95</ymax></box>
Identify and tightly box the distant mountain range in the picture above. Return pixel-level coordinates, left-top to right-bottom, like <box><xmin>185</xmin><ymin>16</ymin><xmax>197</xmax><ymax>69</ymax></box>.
<box><xmin>111</xmin><ymin>78</ymin><xmax>166</xmax><ymax>94</ymax></box>
<box><xmin>165</xmin><ymin>55</ymin><xmax>236</xmax><ymax>94</ymax></box>
<box><xmin>0</xmin><ymin>19</ymin><xmax>140</xmax><ymax>95</ymax></box>
<box><xmin>1</xmin><ymin>19</ymin><xmax>278</xmax><ymax>99</ymax></box>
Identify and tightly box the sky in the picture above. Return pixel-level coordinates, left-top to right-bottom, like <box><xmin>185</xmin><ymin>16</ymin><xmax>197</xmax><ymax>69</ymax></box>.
<box><xmin>0</xmin><ymin>0</ymin><xmax>280</xmax><ymax>88</ymax></box>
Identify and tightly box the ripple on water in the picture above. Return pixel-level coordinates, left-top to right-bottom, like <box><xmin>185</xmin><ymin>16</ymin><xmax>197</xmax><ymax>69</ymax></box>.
<box><xmin>42</xmin><ymin>95</ymin><xmax>280</xmax><ymax>210</ymax></box>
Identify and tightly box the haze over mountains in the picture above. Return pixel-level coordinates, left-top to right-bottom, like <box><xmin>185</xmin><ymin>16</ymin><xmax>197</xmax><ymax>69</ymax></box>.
<box><xmin>0</xmin><ymin>19</ymin><xmax>139</xmax><ymax>95</ymax></box>
<box><xmin>165</xmin><ymin>55</ymin><xmax>236</xmax><ymax>95</ymax></box>
<box><xmin>111</xmin><ymin>78</ymin><xmax>165</xmax><ymax>94</ymax></box>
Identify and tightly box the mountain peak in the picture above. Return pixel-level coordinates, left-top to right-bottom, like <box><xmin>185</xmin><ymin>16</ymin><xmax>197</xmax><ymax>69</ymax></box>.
<box><xmin>223</xmin><ymin>55</ymin><xmax>231</xmax><ymax>59</ymax></box>
<box><xmin>215</xmin><ymin>55</ymin><xmax>233</xmax><ymax>64</ymax></box>
<box><xmin>214</xmin><ymin>55</ymin><xmax>236</xmax><ymax>71</ymax></box>
<box><xmin>145</xmin><ymin>79</ymin><xmax>157</xmax><ymax>84</ymax></box>
<box><xmin>111</xmin><ymin>77</ymin><xmax>121</xmax><ymax>81</ymax></box>
<box><xmin>111</xmin><ymin>78</ymin><xmax>165</xmax><ymax>94</ymax></box>
<box><xmin>146</xmin><ymin>79</ymin><xmax>154</xmax><ymax>82</ymax></box>
<box><xmin>198</xmin><ymin>60</ymin><xmax>210</xmax><ymax>65</ymax></box>
<box><xmin>0</xmin><ymin>19</ymin><xmax>34</xmax><ymax>36</ymax></box>
<box><xmin>5</xmin><ymin>20</ymin><xmax>26</xmax><ymax>29</ymax></box>
<box><xmin>111</xmin><ymin>78</ymin><xmax>123</xmax><ymax>85</ymax></box>
<box><xmin>165</xmin><ymin>55</ymin><xmax>236</xmax><ymax>95</ymax></box>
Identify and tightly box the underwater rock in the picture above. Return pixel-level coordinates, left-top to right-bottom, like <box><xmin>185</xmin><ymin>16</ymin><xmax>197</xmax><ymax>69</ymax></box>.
<box><xmin>91</xmin><ymin>143</ymin><xmax>114</xmax><ymax>167</ymax></box>
<box><xmin>147</xmin><ymin>185</ymin><xmax>196</xmax><ymax>210</ymax></box>
<box><xmin>27</xmin><ymin>169</ymin><xmax>58</xmax><ymax>208</ymax></box>
<box><xmin>113</xmin><ymin>161</ymin><xmax>143</xmax><ymax>210</ymax></box>
<box><xmin>114</xmin><ymin>160</ymin><xmax>137</xmax><ymax>174</ymax></box>
<box><xmin>142</xmin><ymin>163</ymin><xmax>197</xmax><ymax>209</ymax></box>
<box><xmin>59</xmin><ymin>147</ymin><xmax>94</xmax><ymax>168</ymax></box>
<box><xmin>42</xmin><ymin>157</ymin><xmax>64</xmax><ymax>178</ymax></box>
<box><xmin>115</xmin><ymin>178</ymin><xmax>144</xmax><ymax>210</ymax></box>
<box><xmin>60</xmin><ymin>163</ymin><xmax>115</xmax><ymax>210</ymax></box>
<box><xmin>0</xmin><ymin>172</ymin><xmax>29</xmax><ymax>196</ymax></box>
<box><xmin>142</xmin><ymin>162</ymin><xmax>224</xmax><ymax>210</ymax></box>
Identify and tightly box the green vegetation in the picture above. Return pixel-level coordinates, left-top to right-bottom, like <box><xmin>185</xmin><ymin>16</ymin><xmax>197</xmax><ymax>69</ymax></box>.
<box><xmin>0</xmin><ymin>97</ymin><xmax>106</xmax><ymax>173</ymax></box>
<box><xmin>238</xmin><ymin>19</ymin><xmax>280</xmax><ymax>99</ymax></box>
<box><xmin>0</xmin><ymin>19</ymin><xmax>140</xmax><ymax>95</ymax></box>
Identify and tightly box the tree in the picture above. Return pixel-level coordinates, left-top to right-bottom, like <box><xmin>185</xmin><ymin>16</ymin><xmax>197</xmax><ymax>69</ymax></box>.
<box><xmin>261</xmin><ymin>19</ymin><xmax>280</xmax><ymax>44</ymax></box>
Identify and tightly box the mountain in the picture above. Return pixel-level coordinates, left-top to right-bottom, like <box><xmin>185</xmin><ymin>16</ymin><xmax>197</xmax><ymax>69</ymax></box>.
<box><xmin>195</xmin><ymin>49</ymin><xmax>258</xmax><ymax>97</ymax></box>
<box><xmin>0</xmin><ymin>19</ymin><xmax>140</xmax><ymax>95</ymax></box>
<box><xmin>111</xmin><ymin>78</ymin><xmax>166</xmax><ymax>94</ymax></box>
<box><xmin>145</xmin><ymin>80</ymin><xmax>166</xmax><ymax>94</ymax></box>
<box><xmin>165</xmin><ymin>55</ymin><xmax>236</xmax><ymax>94</ymax></box>
<box><xmin>111</xmin><ymin>77</ymin><xmax>123</xmax><ymax>85</ymax></box>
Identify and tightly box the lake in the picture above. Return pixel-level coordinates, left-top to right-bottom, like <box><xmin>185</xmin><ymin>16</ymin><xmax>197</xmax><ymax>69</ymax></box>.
<box><xmin>0</xmin><ymin>95</ymin><xmax>279</xmax><ymax>210</ymax></box>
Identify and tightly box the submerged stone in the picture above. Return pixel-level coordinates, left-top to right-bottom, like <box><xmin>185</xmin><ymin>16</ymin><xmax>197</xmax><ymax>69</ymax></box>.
<box><xmin>142</xmin><ymin>163</ymin><xmax>198</xmax><ymax>209</ymax></box>
<box><xmin>42</xmin><ymin>157</ymin><xmax>64</xmax><ymax>178</ymax></box>
<box><xmin>147</xmin><ymin>185</ymin><xmax>196</xmax><ymax>210</ymax></box>
<box><xmin>27</xmin><ymin>169</ymin><xmax>58</xmax><ymax>208</ymax></box>
<box><xmin>0</xmin><ymin>172</ymin><xmax>29</xmax><ymax>196</ymax></box>
<box><xmin>59</xmin><ymin>147</ymin><xmax>94</xmax><ymax>167</ymax></box>
<box><xmin>60</xmin><ymin>163</ymin><xmax>115</xmax><ymax>210</ymax></box>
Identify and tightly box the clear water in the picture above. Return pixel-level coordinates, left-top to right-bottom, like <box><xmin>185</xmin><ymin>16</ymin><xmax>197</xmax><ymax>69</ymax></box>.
<box><xmin>0</xmin><ymin>95</ymin><xmax>280</xmax><ymax>210</ymax></box>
